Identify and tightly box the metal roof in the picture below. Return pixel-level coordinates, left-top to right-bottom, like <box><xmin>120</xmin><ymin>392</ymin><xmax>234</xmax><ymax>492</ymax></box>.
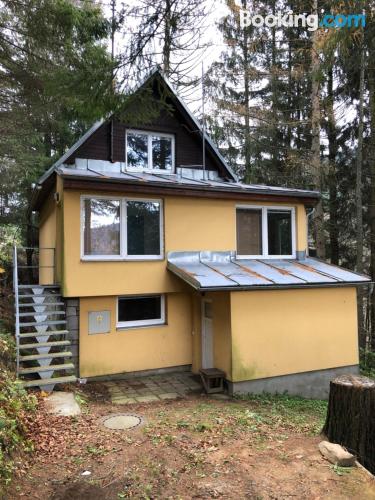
<box><xmin>167</xmin><ymin>252</ymin><xmax>370</xmax><ymax>290</ymax></box>
<box><xmin>58</xmin><ymin>166</ymin><xmax>320</xmax><ymax>200</ymax></box>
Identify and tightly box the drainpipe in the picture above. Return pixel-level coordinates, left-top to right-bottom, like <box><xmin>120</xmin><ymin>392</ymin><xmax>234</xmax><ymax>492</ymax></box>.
<box><xmin>110</xmin><ymin>119</ymin><xmax>114</xmax><ymax>163</ymax></box>
<box><xmin>305</xmin><ymin>208</ymin><xmax>315</xmax><ymax>259</ymax></box>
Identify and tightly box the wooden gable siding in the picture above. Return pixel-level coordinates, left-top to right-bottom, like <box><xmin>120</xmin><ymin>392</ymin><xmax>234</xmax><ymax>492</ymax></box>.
<box><xmin>66</xmin><ymin>107</ymin><xmax>227</xmax><ymax>177</ymax></box>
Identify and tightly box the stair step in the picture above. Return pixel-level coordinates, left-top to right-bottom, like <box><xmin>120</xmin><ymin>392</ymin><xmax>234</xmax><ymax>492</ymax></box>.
<box><xmin>19</xmin><ymin>363</ymin><xmax>75</xmax><ymax>375</ymax></box>
<box><xmin>18</xmin><ymin>310</ymin><xmax>65</xmax><ymax>318</ymax></box>
<box><xmin>20</xmin><ymin>351</ymin><xmax>72</xmax><ymax>362</ymax></box>
<box><xmin>20</xmin><ymin>320</ymin><xmax>67</xmax><ymax>327</ymax></box>
<box><xmin>18</xmin><ymin>285</ymin><xmax>60</xmax><ymax>289</ymax></box>
<box><xmin>19</xmin><ymin>330</ymin><xmax>69</xmax><ymax>339</ymax></box>
<box><xmin>19</xmin><ymin>340</ymin><xmax>71</xmax><ymax>350</ymax></box>
<box><xmin>22</xmin><ymin>375</ymin><xmax>77</xmax><ymax>388</ymax></box>
<box><xmin>19</xmin><ymin>302</ymin><xmax>65</xmax><ymax>308</ymax></box>
<box><xmin>19</xmin><ymin>294</ymin><xmax>62</xmax><ymax>299</ymax></box>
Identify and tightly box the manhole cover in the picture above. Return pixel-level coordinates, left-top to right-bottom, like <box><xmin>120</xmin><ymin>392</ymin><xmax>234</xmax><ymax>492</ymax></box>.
<box><xmin>102</xmin><ymin>414</ymin><xmax>143</xmax><ymax>430</ymax></box>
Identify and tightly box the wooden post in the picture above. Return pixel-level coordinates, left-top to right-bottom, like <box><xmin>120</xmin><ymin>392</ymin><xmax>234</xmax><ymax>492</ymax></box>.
<box><xmin>322</xmin><ymin>374</ymin><xmax>375</xmax><ymax>474</ymax></box>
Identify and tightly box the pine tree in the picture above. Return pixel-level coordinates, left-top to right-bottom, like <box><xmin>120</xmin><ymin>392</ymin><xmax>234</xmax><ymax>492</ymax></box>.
<box><xmin>0</xmin><ymin>0</ymin><xmax>114</xmax><ymax>239</ymax></box>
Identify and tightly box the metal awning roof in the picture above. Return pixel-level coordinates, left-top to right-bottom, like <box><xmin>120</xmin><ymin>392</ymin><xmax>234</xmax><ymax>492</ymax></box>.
<box><xmin>167</xmin><ymin>252</ymin><xmax>370</xmax><ymax>290</ymax></box>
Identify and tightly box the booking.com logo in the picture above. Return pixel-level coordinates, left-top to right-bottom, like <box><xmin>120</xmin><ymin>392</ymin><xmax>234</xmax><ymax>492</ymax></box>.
<box><xmin>239</xmin><ymin>10</ymin><xmax>366</xmax><ymax>31</ymax></box>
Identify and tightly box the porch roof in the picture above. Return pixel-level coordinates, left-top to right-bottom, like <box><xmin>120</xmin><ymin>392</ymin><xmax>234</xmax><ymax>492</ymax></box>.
<box><xmin>167</xmin><ymin>252</ymin><xmax>370</xmax><ymax>291</ymax></box>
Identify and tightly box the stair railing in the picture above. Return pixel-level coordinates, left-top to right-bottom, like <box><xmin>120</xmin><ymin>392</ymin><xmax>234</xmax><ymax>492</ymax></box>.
<box><xmin>13</xmin><ymin>246</ymin><xmax>57</xmax><ymax>376</ymax></box>
<box><xmin>13</xmin><ymin>245</ymin><xmax>20</xmax><ymax>375</ymax></box>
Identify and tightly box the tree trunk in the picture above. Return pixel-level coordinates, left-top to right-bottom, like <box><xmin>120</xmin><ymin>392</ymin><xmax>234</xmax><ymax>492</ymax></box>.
<box><xmin>356</xmin><ymin>40</ymin><xmax>366</xmax><ymax>349</ymax></box>
<box><xmin>368</xmin><ymin>34</ymin><xmax>375</xmax><ymax>350</ymax></box>
<box><xmin>310</xmin><ymin>0</ymin><xmax>325</xmax><ymax>258</ymax></box>
<box><xmin>162</xmin><ymin>0</ymin><xmax>172</xmax><ymax>75</ymax></box>
<box><xmin>322</xmin><ymin>374</ymin><xmax>375</xmax><ymax>474</ymax></box>
<box><xmin>242</xmin><ymin>0</ymin><xmax>252</xmax><ymax>183</ymax></box>
<box><xmin>356</xmin><ymin>42</ymin><xmax>365</xmax><ymax>273</ymax></box>
<box><xmin>326</xmin><ymin>68</ymin><xmax>339</xmax><ymax>265</ymax></box>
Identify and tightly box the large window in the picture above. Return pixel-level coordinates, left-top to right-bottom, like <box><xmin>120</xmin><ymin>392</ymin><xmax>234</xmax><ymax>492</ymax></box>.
<box><xmin>236</xmin><ymin>206</ymin><xmax>295</xmax><ymax>258</ymax></box>
<box><xmin>82</xmin><ymin>196</ymin><xmax>163</xmax><ymax>260</ymax></box>
<box><xmin>117</xmin><ymin>295</ymin><xmax>165</xmax><ymax>328</ymax></box>
<box><xmin>126</xmin><ymin>130</ymin><xmax>174</xmax><ymax>172</ymax></box>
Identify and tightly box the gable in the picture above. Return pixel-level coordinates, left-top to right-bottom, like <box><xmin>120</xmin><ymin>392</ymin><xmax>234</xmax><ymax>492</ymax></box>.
<box><xmin>57</xmin><ymin>69</ymin><xmax>236</xmax><ymax>180</ymax></box>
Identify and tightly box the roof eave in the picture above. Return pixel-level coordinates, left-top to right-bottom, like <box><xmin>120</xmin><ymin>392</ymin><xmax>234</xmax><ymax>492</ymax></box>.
<box><xmin>193</xmin><ymin>282</ymin><xmax>370</xmax><ymax>292</ymax></box>
<box><xmin>59</xmin><ymin>171</ymin><xmax>320</xmax><ymax>205</ymax></box>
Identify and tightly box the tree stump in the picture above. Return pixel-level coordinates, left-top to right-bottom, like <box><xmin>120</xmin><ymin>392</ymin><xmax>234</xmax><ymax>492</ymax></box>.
<box><xmin>322</xmin><ymin>374</ymin><xmax>375</xmax><ymax>474</ymax></box>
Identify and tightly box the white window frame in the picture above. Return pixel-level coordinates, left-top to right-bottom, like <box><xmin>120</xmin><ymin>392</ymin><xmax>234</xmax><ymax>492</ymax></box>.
<box><xmin>236</xmin><ymin>205</ymin><xmax>296</xmax><ymax>259</ymax></box>
<box><xmin>81</xmin><ymin>194</ymin><xmax>164</xmax><ymax>261</ymax></box>
<box><xmin>116</xmin><ymin>294</ymin><xmax>166</xmax><ymax>329</ymax></box>
<box><xmin>125</xmin><ymin>129</ymin><xmax>175</xmax><ymax>173</ymax></box>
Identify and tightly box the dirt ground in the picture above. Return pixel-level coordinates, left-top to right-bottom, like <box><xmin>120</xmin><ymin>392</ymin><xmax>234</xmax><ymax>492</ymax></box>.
<box><xmin>5</xmin><ymin>382</ymin><xmax>375</xmax><ymax>500</ymax></box>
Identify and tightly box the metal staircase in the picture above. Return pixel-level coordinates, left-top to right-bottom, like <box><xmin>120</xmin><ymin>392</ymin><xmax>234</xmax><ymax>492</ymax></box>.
<box><xmin>14</xmin><ymin>247</ymin><xmax>77</xmax><ymax>391</ymax></box>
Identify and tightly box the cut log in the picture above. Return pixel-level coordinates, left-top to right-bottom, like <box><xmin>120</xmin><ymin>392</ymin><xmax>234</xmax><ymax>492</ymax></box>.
<box><xmin>322</xmin><ymin>374</ymin><xmax>375</xmax><ymax>474</ymax></box>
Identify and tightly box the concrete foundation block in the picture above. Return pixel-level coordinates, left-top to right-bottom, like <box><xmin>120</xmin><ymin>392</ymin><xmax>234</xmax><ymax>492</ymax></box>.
<box><xmin>228</xmin><ymin>365</ymin><xmax>359</xmax><ymax>400</ymax></box>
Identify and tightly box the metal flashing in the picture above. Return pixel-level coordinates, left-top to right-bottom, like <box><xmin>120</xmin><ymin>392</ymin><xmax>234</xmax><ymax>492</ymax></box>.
<box><xmin>57</xmin><ymin>166</ymin><xmax>320</xmax><ymax>200</ymax></box>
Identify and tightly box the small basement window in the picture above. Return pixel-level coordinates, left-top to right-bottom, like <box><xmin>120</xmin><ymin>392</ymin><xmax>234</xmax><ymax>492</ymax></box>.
<box><xmin>117</xmin><ymin>295</ymin><xmax>165</xmax><ymax>328</ymax></box>
<box><xmin>236</xmin><ymin>206</ymin><xmax>295</xmax><ymax>258</ymax></box>
<box><xmin>126</xmin><ymin>129</ymin><xmax>174</xmax><ymax>172</ymax></box>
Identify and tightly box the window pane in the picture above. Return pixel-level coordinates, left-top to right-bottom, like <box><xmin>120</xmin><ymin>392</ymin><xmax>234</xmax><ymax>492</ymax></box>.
<box><xmin>127</xmin><ymin>201</ymin><xmax>161</xmax><ymax>255</ymax></box>
<box><xmin>236</xmin><ymin>209</ymin><xmax>262</xmax><ymax>255</ymax></box>
<box><xmin>83</xmin><ymin>199</ymin><xmax>120</xmax><ymax>255</ymax></box>
<box><xmin>118</xmin><ymin>296</ymin><xmax>162</xmax><ymax>322</ymax></box>
<box><xmin>127</xmin><ymin>132</ymin><xmax>148</xmax><ymax>169</ymax></box>
<box><xmin>267</xmin><ymin>210</ymin><xmax>292</xmax><ymax>255</ymax></box>
<box><xmin>152</xmin><ymin>136</ymin><xmax>172</xmax><ymax>170</ymax></box>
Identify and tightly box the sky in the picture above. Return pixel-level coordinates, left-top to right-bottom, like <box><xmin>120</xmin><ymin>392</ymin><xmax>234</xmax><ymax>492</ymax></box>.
<box><xmin>101</xmin><ymin>0</ymin><xmax>230</xmax><ymax>113</ymax></box>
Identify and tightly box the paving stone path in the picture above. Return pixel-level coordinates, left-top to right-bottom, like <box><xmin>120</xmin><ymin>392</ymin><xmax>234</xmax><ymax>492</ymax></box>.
<box><xmin>105</xmin><ymin>372</ymin><xmax>203</xmax><ymax>404</ymax></box>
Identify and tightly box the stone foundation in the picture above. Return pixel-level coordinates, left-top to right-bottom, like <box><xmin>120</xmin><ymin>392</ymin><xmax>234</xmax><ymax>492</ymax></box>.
<box><xmin>227</xmin><ymin>365</ymin><xmax>359</xmax><ymax>400</ymax></box>
<box><xmin>65</xmin><ymin>298</ymin><xmax>79</xmax><ymax>376</ymax></box>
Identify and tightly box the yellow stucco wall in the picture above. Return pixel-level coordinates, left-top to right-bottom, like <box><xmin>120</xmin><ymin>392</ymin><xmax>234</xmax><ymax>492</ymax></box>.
<box><xmin>207</xmin><ymin>292</ymin><xmax>232</xmax><ymax>379</ymax></box>
<box><xmin>79</xmin><ymin>292</ymin><xmax>192</xmax><ymax>377</ymax></box>
<box><xmin>39</xmin><ymin>194</ymin><xmax>56</xmax><ymax>284</ymax></box>
<box><xmin>230</xmin><ymin>287</ymin><xmax>358</xmax><ymax>382</ymax></box>
<box><xmin>38</xmin><ymin>177</ymin><xmax>64</xmax><ymax>285</ymax></box>
<box><xmin>61</xmin><ymin>186</ymin><xmax>308</xmax><ymax>297</ymax></box>
<box><xmin>191</xmin><ymin>293</ymin><xmax>202</xmax><ymax>374</ymax></box>
<box><xmin>55</xmin><ymin>176</ymin><xmax>64</xmax><ymax>284</ymax></box>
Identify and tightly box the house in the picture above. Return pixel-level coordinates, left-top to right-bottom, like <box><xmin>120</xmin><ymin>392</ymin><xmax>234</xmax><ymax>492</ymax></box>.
<box><xmin>15</xmin><ymin>69</ymin><xmax>369</xmax><ymax>397</ymax></box>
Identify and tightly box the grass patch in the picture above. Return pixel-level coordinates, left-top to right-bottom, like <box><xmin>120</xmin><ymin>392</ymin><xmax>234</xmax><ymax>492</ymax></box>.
<box><xmin>236</xmin><ymin>393</ymin><xmax>327</xmax><ymax>434</ymax></box>
<box><xmin>142</xmin><ymin>394</ymin><xmax>327</xmax><ymax>445</ymax></box>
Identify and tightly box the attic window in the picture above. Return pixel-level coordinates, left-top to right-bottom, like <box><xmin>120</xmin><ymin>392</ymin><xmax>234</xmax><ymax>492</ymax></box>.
<box><xmin>126</xmin><ymin>130</ymin><xmax>174</xmax><ymax>172</ymax></box>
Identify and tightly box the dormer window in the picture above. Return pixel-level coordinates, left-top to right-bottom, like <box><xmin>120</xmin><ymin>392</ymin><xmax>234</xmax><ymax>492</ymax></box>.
<box><xmin>125</xmin><ymin>129</ymin><xmax>174</xmax><ymax>172</ymax></box>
